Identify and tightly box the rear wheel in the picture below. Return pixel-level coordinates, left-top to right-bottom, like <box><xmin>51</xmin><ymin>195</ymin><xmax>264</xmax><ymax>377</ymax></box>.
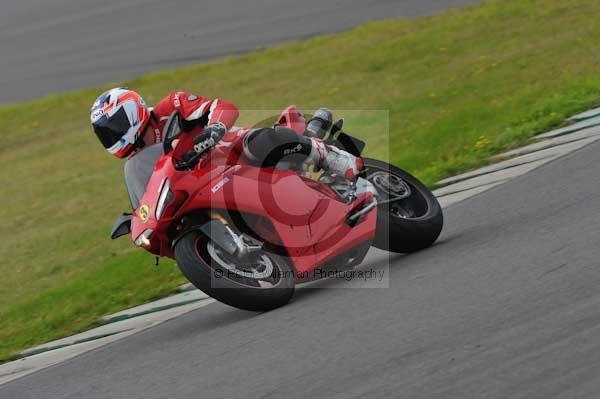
<box><xmin>174</xmin><ymin>231</ymin><xmax>295</xmax><ymax>311</ymax></box>
<box><xmin>364</xmin><ymin>158</ymin><xmax>443</xmax><ymax>253</ymax></box>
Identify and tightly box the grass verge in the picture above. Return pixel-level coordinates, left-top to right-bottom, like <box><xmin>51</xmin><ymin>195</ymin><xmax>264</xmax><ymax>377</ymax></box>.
<box><xmin>2</xmin><ymin>0</ymin><xmax>600</xmax><ymax>360</ymax></box>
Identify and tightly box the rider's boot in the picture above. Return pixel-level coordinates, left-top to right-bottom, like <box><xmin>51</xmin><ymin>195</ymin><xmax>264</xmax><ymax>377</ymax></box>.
<box><xmin>308</xmin><ymin>138</ymin><xmax>364</xmax><ymax>180</ymax></box>
<box><xmin>305</xmin><ymin>108</ymin><xmax>333</xmax><ymax>139</ymax></box>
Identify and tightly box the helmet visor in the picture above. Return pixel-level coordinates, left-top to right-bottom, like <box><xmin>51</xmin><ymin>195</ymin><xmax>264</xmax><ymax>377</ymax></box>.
<box><xmin>93</xmin><ymin>107</ymin><xmax>132</xmax><ymax>149</ymax></box>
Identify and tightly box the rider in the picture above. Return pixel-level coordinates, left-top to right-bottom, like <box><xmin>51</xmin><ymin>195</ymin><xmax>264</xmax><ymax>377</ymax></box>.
<box><xmin>90</xmin><ymin>88</ymin><xmax>363</xmax><ymax>206</ymax></box>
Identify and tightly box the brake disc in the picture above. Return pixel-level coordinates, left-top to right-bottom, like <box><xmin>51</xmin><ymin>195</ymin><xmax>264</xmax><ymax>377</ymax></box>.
<box><xmin>207</xmin><ymin>242</ymin><xmax>274</xmax><ymax>280</ymax></box>
<box><xmin>370</xmin><ymin>171</ymin><xmax>411</xmax><ymax>200</ymax></box>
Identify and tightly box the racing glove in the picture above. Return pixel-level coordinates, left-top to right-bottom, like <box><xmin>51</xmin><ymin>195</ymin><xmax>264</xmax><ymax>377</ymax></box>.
<box><xmin>193</xmin><ymin>122</ymin><xmax>227</xmax><ymax>154</ymax></box>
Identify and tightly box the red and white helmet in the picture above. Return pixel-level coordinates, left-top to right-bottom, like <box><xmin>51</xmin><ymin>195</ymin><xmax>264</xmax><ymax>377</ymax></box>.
<box><xmin>91</xmin><ymin>88</ymin><xmax>150</xmax><ymax>158</ymax></box>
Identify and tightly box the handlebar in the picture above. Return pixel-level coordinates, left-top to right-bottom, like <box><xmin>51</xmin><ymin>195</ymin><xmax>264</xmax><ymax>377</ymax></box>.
<box><xmin>174</xmin><ymin>138</ymin><xmax>216</xmax><ymax>170</ymax></box>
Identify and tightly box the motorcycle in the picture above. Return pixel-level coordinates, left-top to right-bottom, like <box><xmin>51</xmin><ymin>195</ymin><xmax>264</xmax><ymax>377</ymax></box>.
<box><xmin>111</xmin><ymin>107</ymin><xmax>443</xmax><ymax>311</ymax></box>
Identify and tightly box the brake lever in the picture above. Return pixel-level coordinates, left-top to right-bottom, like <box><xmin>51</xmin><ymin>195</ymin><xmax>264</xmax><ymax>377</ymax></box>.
<box><xmin>175</xmin><ymin>135</ymin><xmax>219</xmax><ymax>170</ymax></box>
<box><xmin>176</xmin><ymin>144</ymin><xmax>217</xmax><ymax>170</ymax></box>
<box><xmin>175</xmin><ymin>151</ymin><xmax>202</xmax><ymax>170</ymax></box>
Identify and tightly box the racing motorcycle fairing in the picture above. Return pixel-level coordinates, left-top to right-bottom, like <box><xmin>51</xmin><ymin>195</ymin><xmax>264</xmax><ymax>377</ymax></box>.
<box><xmin>130</xmin><ymin>106</ymin><xmax>376</xmax><ymax>277</ymax></box>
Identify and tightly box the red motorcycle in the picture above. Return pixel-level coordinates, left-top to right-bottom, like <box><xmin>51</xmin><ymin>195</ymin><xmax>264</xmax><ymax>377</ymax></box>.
<box><xmin>111</xmin><ymin>107</ymin><xmax>443</xmax><ymax>311</ymax></box>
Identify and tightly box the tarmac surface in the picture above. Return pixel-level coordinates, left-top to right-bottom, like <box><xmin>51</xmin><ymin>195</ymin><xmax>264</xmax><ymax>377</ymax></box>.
<box><xmin>2</xmin><ymin>128</ymin><xmax>600</xmax><ymax>399</ymax></box>
<box><xmin>0</xmin><ymin>0</ymin><xmax>484</xmax><ymax>103</ymax></box>
<box><xmin>8</xmin><ymin>2</ymin><xmax>598</xmax><ymax>398</ymax></box>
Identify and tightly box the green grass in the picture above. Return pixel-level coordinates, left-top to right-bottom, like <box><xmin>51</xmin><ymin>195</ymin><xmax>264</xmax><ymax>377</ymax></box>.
<box><xmin>2</xmin><ymin>0</ymin><xmax>600</xmax><ymax>360</ymax></box>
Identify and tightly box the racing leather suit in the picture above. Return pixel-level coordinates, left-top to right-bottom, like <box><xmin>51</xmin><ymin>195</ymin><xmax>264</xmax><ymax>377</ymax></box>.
<box><xmin>124</xmin><ymin>91</ymin><xmax>359</xmax><ymax>208</ymax></box>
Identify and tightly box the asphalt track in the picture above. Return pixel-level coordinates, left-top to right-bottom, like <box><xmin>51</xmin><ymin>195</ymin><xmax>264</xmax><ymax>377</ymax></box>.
<box><xmin>0</xmin><ymin>0</ymin><xmax>484</xmax><ymax>104</ymax></box>
<box><xmin>8</xmin><ymin>0</ymin><xmax>597</xmax><ymax>397</ymax></box>
<box><xmin>3</xmin><ymin>132</ymin><xmax>600</xmax><ymax>398</ymax></box>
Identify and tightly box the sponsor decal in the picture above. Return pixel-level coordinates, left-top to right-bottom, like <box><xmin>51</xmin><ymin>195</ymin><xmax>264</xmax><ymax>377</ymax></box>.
<box><xmin>211</xmin><ymin>177</ymin><xmax>230</xmax><ymax>193</ymax></box>
<box><xmin>173</xmin><ymin>93</ymin><xmax>181</xmax><ymax>108</ymax></box>
<box><xmin>139</xmin><ymin>204</ymin><xmax>150</xmax><ymax>222</ymax></box>
<box><xmin>91</xmin><ymin>108</ymin><xmax>103</xmax><ymax>122</ymax></box>
<box><xmin>283</xmin><ymin>144</ymin><xmax>303</xmax><ymax>156</ymax></box>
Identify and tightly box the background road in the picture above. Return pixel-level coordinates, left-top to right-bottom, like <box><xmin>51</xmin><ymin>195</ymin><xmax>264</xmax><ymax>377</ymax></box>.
<box><xmin>2</xmin><ymin>132</ymin><xmax>599</xmax><ymax>398</ymax></box>
<box><xmin>0</xmin><ymin>0</ymin><xmax>484</xmax><ymax>104</ymax></box>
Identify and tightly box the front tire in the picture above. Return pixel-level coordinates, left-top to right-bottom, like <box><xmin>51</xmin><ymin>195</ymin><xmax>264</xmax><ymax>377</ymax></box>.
<box><xmin>364</xmin><ymin>158</ymin><xmax>443</xmax><ymax>253</ymax></box>
<box><xmin>174</xmin><ymin>231</ymin><xmax>295</xmax><ymax>311</ymax></box>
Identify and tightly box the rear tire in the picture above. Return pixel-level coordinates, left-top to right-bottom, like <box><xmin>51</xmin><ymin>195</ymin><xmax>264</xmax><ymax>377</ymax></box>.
<box><xmin>364</xmin><ymin>158</ymin><xmax>443</xmax><ymax>253</ymax></box>
<box><xmin>174</xmin><ymin>231</ymin><xmax>295</xmax><ymax>311</ymax></box>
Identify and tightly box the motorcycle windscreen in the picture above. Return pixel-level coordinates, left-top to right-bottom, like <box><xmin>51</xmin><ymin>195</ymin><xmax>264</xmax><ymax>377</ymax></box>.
<box><xmin>124</xmin><ymin>144</ymin><xmax>164</xmax><ymax>209</ymax></box>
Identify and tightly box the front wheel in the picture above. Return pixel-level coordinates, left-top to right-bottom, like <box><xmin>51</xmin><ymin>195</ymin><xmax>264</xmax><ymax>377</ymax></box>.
<box><xmin>364</xmin><ymin>158</ymin><xmax>443</xmax><ymax>253</ymax></box>
<box><xmin>174</xmin><ymin>231</ymin><xmax>295</xmax><ymax>311</ymax></box>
